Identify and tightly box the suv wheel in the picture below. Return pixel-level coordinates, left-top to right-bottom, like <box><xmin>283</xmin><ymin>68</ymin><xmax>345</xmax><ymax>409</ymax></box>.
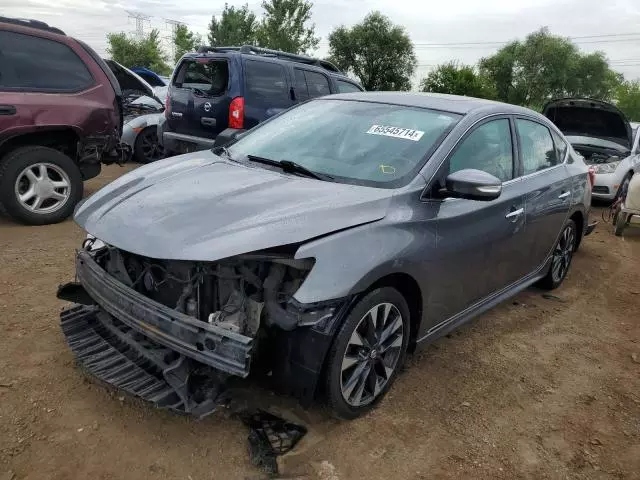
<box><xmin>134</xmin><ymin>127</ymin><xmax>164</xmax><ymax>164</ymax></box>
<box><xmin>538</xmin><ymin>219</ymin><xmax>577</xmax><ymax>290</ymax></box>
<box><xmin>325</xmin><ymin>287</ymin><xmax>410</xmax><ymax>419</ymax></box>
<box><xmin>0</xmin><ymin>146</ymin><xmax>83</xmax><ymax>225</ymax></box>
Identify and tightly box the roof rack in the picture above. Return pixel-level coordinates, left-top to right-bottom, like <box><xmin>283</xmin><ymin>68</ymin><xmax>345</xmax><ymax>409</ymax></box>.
<box><xmin>0</xmin><ymin>16</ymin><xmax>65</xmax><ymax>35</ymax></box>
<box><xmin>196</xmin><ymin>45</ymin><xmax>341</xmax><ymax>73</ymax></box>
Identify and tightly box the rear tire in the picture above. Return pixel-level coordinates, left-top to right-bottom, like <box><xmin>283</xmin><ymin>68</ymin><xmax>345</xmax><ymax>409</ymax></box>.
<box><xmin>0</xmin><ymin>146</ymin><xmax>82</xmax><ymax>225</ymax></box>
<box><xmin>325</xmin><ymin>287</ymin><xmax>410</xmax><ymax>419</ymax></box>
<box><xmin>538</xmin><ymin>219</ymin><xmax>577</xmax><ymax>290</ymax></box>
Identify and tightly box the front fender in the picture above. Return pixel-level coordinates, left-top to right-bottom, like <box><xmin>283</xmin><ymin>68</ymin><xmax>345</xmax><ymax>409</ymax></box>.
<box><xmin>293</xmin><ymin>220</ymin><xmax>431</xmax><ymax>306</ymax></box>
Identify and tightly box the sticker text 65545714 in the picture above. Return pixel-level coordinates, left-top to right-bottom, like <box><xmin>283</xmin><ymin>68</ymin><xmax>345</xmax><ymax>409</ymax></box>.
<box><xmin>365</xmin><ymin>125</ymin><xmax>425</xmax><ymax>142</ymax></box>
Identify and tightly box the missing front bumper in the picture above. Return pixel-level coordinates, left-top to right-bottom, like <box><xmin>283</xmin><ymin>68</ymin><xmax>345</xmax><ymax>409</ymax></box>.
<box><xmin>68</xmin><ymin>250</ymin><xmax>253</xmax><ymax>378</ymax></box>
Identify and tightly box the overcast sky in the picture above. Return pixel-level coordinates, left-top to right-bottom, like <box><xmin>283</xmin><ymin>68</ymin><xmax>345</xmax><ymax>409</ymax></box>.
<box><xmin>4</xmin><ymin>0</ymin><xmax>640</xmax><ymax>84</ymax></box>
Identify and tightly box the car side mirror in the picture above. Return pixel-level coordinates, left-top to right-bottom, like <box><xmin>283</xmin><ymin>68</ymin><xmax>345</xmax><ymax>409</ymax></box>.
<box><xmin>444</xmin><ymin>169</ymin><xmax>502</xmax><ymax>201</ymax></box>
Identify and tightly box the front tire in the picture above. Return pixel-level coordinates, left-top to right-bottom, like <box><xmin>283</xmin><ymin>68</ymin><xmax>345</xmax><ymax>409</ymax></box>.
<box><xmin>134</xmin><ymin>127</ymin><xmax>164</xmax><ymax>164</ymax></box>
<box><xmin>325</xmin><ymin>287</ymin><xmax>410</xmax><ymax>419</ymax></box>
<box><xmin>538</xmin><ymin>219</ymin><xmax>577</xmax><ymax>290</ymax></box>
<box><xmin>0</xmin><ymin>146</ymin><xmax>83</xmax><ymax>225</ymax></box>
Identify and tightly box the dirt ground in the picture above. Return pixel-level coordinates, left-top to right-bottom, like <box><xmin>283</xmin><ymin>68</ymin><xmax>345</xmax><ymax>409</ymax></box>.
<box><xmin>1</xmin><ymin>164</ymin><xmax>639</xmax><ymax>480</ymax></box>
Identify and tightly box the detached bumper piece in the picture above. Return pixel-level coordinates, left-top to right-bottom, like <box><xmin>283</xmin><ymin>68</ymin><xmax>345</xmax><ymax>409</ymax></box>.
<box><xmin>61</xmin><ymin>305</ymin><xmax>226</xmax><ymax>417</ymax></box>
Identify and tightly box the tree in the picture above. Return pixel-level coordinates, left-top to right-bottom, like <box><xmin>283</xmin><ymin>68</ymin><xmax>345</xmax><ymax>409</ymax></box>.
<box><xmin>208</xmin><ymin>3</ymin><xmax>257</xmax><ymax>47</ymax></box>
<box><xmin>420</xmin><ymin>62</ymin><xmax>495</xmax><ymax>99</ymax></box>
<box><xmin>255</xmin><ymin>0</ymin><xmax>319</xmax><ymax>54</ymax></box>
<box><xmin>616</xmin><ymin>80</ymin><xmax>640</xmax><ymax>121</ymax></box>
<box><xmin>174</xmin><ymin>24</ymin><xmax>201</xmax><ymax>62</ymax></box>
<box><xmin>479</xmin><ymin>28</ymin><xmax>621</xmax><ymax>109</ymax></box>
<box><xmin>328</xmin><ymin>12</ymin><xmax>416</xmax><ymax>91</ymax></box>
<box><xmin>107</xmin><ymin>29</ymin><xmax>170</xmax><ymax>75</ymax></box>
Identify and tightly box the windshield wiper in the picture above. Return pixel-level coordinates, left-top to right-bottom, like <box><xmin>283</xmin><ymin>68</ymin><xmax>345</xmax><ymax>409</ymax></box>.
<box><xmin>245</xmin><ymin>155</ymin><xmax>333</xmax><ymax>181</ymax></box>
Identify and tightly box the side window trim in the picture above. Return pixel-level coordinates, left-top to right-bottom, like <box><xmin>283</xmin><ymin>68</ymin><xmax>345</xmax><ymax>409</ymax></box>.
<box><xmin>514</xmin><ymin>116</ymin><xmax>563</xmax><ymax>178</ymax></box>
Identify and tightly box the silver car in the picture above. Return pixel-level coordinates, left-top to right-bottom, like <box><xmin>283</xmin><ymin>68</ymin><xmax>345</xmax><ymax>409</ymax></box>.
<box><xmin>543</xmin><ymin>99</ymin><xmax>639</xmax><ymax>202</ymax></box>
<box><xmin>57</xmin><ymin>93</ymin><xmax>595</xmax><ymax>419</ymax></box>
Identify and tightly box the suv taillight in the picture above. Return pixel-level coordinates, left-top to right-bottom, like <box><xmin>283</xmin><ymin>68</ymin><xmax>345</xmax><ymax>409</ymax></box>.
<box><xmin>229</xmin><ymin>97</ymin><xmax>244</xmax><ymax>129</ymax></box>
<box><xmin>588</xmin><ymin>166</ymin><xmax>596</xmax><ymax>187</ymax></box>
<box><xmin>165</xmin><ymin>94</ymin><xmax>170</xmax><ymax>119</ymax></box>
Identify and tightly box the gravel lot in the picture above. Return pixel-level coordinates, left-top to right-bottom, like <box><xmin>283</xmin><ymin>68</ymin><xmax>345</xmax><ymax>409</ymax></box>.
<box><xmin>1</xmin><ymin>164</ymin><xmax>639</xmax><ymax>480</ymax></box>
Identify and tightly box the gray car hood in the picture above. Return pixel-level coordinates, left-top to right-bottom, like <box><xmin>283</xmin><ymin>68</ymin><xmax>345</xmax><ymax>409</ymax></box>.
<box><xmin>74</xmin><ymin>153</ymin><xmax>393</xmax><ymax>261</ymax></box>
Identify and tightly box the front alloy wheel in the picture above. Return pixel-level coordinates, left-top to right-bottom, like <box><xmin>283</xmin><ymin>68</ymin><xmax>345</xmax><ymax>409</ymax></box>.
<box><xmin>341</xmin><ymin>303</ymin><xmax>404</xmax><ymax>407</ymax></box>
<box><xmin>326</xmin><ymin>287</ymin><xmax>410</xmax><ymax>419</ymax></box>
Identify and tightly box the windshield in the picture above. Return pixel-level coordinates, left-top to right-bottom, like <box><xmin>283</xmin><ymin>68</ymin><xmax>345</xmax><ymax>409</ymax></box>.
<box><xmin>227</xmin><ymin>99</ymin><xmax>461</xmax><ymax>187</ymax></box>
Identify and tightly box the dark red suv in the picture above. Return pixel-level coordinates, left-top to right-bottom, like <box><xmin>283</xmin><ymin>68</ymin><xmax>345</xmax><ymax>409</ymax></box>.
<box><xmin>0</xmin><ymin>17</ymin><xmax>129</xmax><ymax>225</ymax></box>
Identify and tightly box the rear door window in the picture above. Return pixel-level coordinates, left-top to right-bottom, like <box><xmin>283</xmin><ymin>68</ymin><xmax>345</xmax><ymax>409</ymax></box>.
<box><xmin>0</xmin><ymin>31</ymin><xmax>93</xmax><ymax>92</ymax></box>
<box><xmin>516</xmin><ymin>119</ymin><xmax>559</xmax><ymax>175</ymax></box>
<box><xmin>244</xmin><ymin>60</ymin><xmax>290</xmax><ymax>106</ymax></box>
<box><xmin>550</xmin><ymin>130</ymin><xmax>568</xmax><ymax>162</ymax></box>
<box><xmin>336</xmin><ymin>80</ymin><xmax>363</xmax><ymax>93</ymax></box>
<box><xmin>173</xmin><ymin>59</ymin><xmax>228</xmax><ymax>96</ymax></box>
<box><xmin>303</xmin><ymin>70</ymin><xmax>331</xmax><ymax>97</ymax></box>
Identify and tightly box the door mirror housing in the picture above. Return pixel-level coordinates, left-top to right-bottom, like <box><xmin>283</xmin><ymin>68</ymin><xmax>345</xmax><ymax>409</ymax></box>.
<box><xmin>444</xmin><ymin>169</ymin><xmax>502</xmax><ymax>201</ymax></box>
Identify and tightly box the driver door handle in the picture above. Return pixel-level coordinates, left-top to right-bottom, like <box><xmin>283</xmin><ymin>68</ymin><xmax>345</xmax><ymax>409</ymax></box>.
<box><xmin>505</xmin><ymin>207</ymin><xmax>524</xmax><ymax>219</ymax></box>
<box><xmin>558</xmin><ymin>191</ymin><xmax>570</xmax><ymax>199</ymax></box>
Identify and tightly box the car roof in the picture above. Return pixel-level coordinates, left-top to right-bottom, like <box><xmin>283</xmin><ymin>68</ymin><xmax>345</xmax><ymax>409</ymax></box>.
<box><xmin>183</xmin><ymin>47</ymin><xmax>358</xmax><ymax>85</ymax></box>
<box><xmin>326</xmin><ymin>91</ymin><xmax>538</xmax><ymax>116</ymax></box>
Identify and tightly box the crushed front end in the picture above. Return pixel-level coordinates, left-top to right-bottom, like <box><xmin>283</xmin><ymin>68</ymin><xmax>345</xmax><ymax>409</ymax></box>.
<box><xmin>58</xmin><ymin>240</ymin><xmax>348</xmax><ymax>416</ymax></box>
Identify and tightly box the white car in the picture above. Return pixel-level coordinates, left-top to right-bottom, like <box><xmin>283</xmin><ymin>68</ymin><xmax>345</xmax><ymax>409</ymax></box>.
<box><xmin>544</xmin><ymin>99</ymin><xmax>639</xmax><ymax>202</ymax></box>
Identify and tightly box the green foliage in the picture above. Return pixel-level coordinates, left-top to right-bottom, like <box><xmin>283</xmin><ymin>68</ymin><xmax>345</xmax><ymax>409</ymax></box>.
<box><xmin>255</xmin><ymin>0</ymin><xmax>319</xmax><ymax>54</ymax></box>
<box><xmin>479</xmin><ymin>28</ymin><xmax>622</xmax><ymax>109</ymax></box>
<box><xmin>328</xmin><ymin>12</ymin><xmax>416</xmax><ymax>91</ymax></box>
<box><xmin>174</xmin><ymin>24</ymin><xmax>201</xmax><ymax>62</ymax></box>
<box><xmin>208</xmin><ymin>3</ymin><xmax>257</xmax><ymax>47</ymax></box>
<box><xmin>107</xmin><ymin>29</ymin><xmax>171</xmax><ymax>75</ymax></box>
<box><xmin>420</xmin><ymin>62</ymin><xmax>495</xmax><ymax>99</ymax></box>
<box><xmin>616</xmin><ymin>80</ymin><xmax>640</xmax><ymax>121</ymax></box>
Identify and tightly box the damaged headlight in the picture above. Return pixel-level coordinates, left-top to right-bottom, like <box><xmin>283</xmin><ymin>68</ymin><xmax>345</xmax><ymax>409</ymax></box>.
<box><xmin>83</xmin><ymin>234</ymin><xmax>107</xmax><ymax>252</ymax></box>
<box><xmin>593</xmin><ymin>161</ymin><xmax>620</xmax><ymax>174</ymax></box>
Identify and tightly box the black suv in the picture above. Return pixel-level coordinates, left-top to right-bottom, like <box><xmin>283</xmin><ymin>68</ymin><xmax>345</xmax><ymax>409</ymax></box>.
<box><xmin>159</xmin><ymin>45</ymin><xmax>363</xmax><ymax>154</ymax></box>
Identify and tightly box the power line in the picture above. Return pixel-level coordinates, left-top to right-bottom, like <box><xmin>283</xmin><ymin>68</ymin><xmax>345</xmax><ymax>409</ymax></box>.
<box><xmin>126</xmin><ymin>11</ymin><xmax>151</xmax><ymax>39</ymax></box>
<box><xmin>164</xmin><ymin>18</ymin><xmax>185</xmax><ymax>60</ymax></box>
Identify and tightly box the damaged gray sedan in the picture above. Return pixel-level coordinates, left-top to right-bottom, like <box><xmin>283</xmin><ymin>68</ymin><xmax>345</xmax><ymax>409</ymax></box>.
<box><xmin>58</xmin><ymin>92</ymin><xmax>595</xmax><ymax>419</ymax></box>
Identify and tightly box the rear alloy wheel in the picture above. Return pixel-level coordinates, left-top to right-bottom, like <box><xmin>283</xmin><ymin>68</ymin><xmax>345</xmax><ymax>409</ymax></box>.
<box><xmin>326</xmin><ymin>288</ymin><xmax>410</xmax><ymax>419</ymax></box>
<box><xmin>134</xmin><ymin>127</ymin><xmax>164</xmax><ymax>163</ymax></box>
<box><xmin>0</xmin><ymin>146</ymin><xmax>82</xmax><ymax>225</ymax></box>
<box><xmin>538</xmin><ymin>219</ymin><xmax>577</xmax><ymax>290</ymax></box>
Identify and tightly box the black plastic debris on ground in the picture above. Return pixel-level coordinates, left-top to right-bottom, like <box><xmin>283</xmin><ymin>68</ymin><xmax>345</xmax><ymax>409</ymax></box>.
<box><xmin>240</xmin><ymin>410</ymin><xmax>307</xmax><ymax>476</ymax></box>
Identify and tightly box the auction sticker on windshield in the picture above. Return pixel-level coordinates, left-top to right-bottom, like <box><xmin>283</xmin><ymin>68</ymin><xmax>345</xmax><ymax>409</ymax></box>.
<box><xmin>366</xmin><ymin>125</ymin><xmax>425</xmax><ymax>141</ymax></box>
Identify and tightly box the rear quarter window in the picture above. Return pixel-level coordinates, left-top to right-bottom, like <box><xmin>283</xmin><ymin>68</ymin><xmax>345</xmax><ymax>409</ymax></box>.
<box><xmin>173</xmin><ymin>59</ymin><xmax>228</xmax><ymax>96</ymax></box>
<box><xmin>0</xmin><ymin>30</ymin><xmax>94</xmax><ymax>92</ymax></box>
<box><xmin>303</xmin><ymin>70</ymin><xmax>331</xmax><ymax>97</ymax></box>
<box><xmin>244</xmin><ymin>60</ymin><xmax>289</xmax><ymax>105</ymax></box>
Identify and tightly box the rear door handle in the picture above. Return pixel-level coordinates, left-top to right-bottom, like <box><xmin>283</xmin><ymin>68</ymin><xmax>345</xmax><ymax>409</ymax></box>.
<box><xmin>0</xmin><ymin>105</ymin><xmax>16</xmax><ymax>115</ymax></box>
<box><xmin>201</xmin><ymin>117</ymin><xmax>216</xmax><ymax>127</ymax></box>
<box><xmin>505</xmin><ymin>207</ymin><xmax>524</xmax><ymax>219</ymax></box>
<box><xmin>558</xmin><ymin>191</ymin><xmax>570</xmax><ymax>199</ymax></box>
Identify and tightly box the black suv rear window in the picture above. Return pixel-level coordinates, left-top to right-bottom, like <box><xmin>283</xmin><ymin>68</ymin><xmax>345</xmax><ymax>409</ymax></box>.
<box><xmin>174</xmin><ymin>59</ymin><xmax>228</xmax><ymax>96</ymax></box>
<box><xmin>0</xmin><ymin>31</ymin><xmax>93</xmax><ymax>92</ymax></box>
<box><xmin>245</xmin><ymin>60</ymin><xmax>289</xmax><ymax>104</ymax></box>
<box><xmin>337</xmin><ymin>79</ymin><xmax>362</xmax><ymax>93</ymax></box>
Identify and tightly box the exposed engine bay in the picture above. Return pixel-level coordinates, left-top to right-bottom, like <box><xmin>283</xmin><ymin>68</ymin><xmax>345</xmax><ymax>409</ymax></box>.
<box><xmin>573</xmin><ymin>145</ymin><xmax>627</xmax><ymax>165</ymax></box>
<box><xmin>84</xmin><ymin>238</ymin><xmax>315</xmax><ymax>336</ymax></box>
